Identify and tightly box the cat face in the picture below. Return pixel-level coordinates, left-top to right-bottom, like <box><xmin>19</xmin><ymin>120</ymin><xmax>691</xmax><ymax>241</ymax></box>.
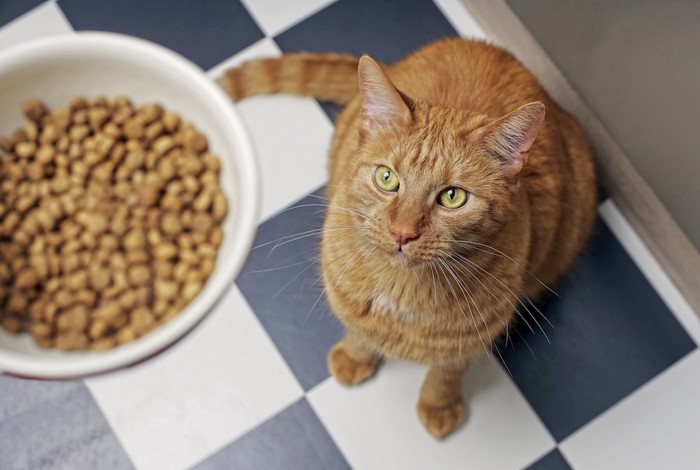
<box><xmin>341</xmin><ymin>106</ymin><xmax>511</xmax><ymax>265</ymax></box>
<box><xmin>332</xmin><ymin>56</ymin><xmax>544</xmax><ymax>266</ymax></box>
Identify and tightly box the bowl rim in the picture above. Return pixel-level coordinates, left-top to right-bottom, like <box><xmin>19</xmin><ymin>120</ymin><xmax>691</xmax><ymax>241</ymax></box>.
<box><xmin>0</xmin><ymin>31</ymin><xmax>260</xmax><ymax>379</ymax></box>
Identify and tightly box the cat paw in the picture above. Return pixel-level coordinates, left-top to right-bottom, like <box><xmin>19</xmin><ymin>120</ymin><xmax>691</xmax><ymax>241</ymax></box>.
<box><xmin>417</xmin><ymin>400</ymin><xmax>466</xmax><ymax>439</ymax></box>
<box><xmin>328</xmin><ymin>343</ymin><xmax>379</xmax><ymax>386</ymax></box>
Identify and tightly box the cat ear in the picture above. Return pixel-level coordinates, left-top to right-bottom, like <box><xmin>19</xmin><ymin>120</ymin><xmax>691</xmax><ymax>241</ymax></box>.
<box><xmin>358</xmin><ymin>55</ymin><xmax>412</xmax><ymax>139</ymax></box>
<box><xmin>471</xmin><ymin>102</ymin><xmax>545</xmax><ymax>180</ymax></box>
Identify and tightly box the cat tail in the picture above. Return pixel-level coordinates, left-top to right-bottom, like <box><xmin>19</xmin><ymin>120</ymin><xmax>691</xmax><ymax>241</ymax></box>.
<box><xmin>218</xmin><ymin>52</ymin><xmax>360</xmax><ymax>105</ymax></box>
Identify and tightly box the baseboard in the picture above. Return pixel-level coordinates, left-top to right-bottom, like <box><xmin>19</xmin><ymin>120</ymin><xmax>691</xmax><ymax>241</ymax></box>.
<box><xmin>459</xmin><ymin>0</ymin><xmax>700</xmax><ymax>316</ymax></box>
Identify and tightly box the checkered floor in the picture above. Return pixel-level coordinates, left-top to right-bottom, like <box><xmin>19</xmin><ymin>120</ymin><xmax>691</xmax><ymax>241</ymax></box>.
<box><xmin>0</xmin><ymin>1</ymin><xmax>699</xmax><ymax>469</ymax></box>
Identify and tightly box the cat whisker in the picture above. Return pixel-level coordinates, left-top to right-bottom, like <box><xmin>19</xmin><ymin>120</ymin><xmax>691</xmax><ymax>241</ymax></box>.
<box><xmin>435</xmin><ymin>249</ymin><xmax>509</xmax><ymax>360</ymax></box>
<box><xmin>514</xmin><ymin>327</ymin><xmax>537</xmax><ymax>360</ymax></box>
<box><xmin>524</xmin><ymin>296</ymin><xmax>554</xmax><ymax>330</ymax></box>
<box><xmin>259</xmin><ymin>226</ymin><xmax>368</xmax><ymax>257</ymax></box>
<box><xmin>272</xmin><ymin>258</ymin><xmax>320</xmax><ymax>299</ymax></box>
<box><xmin>305</xmin><ymin>194</ymin><xmax>375</xmax><ymax>221</ymax></box>
<box><xmin>307</xmin><ymin>287</ymin><xmax>329</xmax><ymax>321</ymax></box>
<box><xmin>247</xmin><ymin>258</ymin><xmax>315</xmax><ymax>274</ymax></box>
<box><xmin>308</xmin><ymin>231</ymin><xmax>373</xmax><ymax>289</ymax></box>
<box><xmin>323</xmin><ymin>243</ymin><xmax>371</xmax><ymax>295</ymax></box>
<box><xmin>270</xmin><ymin>201</ymin><xmax>369</xmax><ymax>221</ymax></box>
<box><xmin>432</xmin><ymin>260</ymin><xmax>468</xmax><ymax>360</ymax></box>
<box><xmin>503</xmin><ymin>321</ymin><xmax>512</xmax><ymax>349</ymax></box>
<box><xmin>427</xmin><ymin>261</ymin><xmax>439</xmax><ymax>311</ymax></box>
<box><xmin>247</xmin><ymin>244</ymin><xmax>323</xmax><ymax>274</ymax></box>
<box><xmin>451</xmin><ymin>252</ymin><xmax>552</xmax><ymax>343</ymax></box>
<box><xmin>435</xmin><ymin>245</ymin><xmax>549</xmax><ymax>343</ymax></box>
<box><xmin>253</xmin><ymin>228</ymin><xmax>323</xmax><ymax>251</ymax></box>
<box><xmin>253</xmin><ymin>251</ymin><xmax>329</xmax><ymax>302</ymax></box>
<box><xmin>450</xmin><ymin>257</ymin><xmax>535</xmax><ymax>337</ymax></box>
<box><xmin>434</xmin><ymin>258</ymin><xmax>491</xmax><ymax>358</ymax></box>
<box><xmin>443</xmin><ymin>251</ymin><xmax>520</xmax><ymax>336</ymax></box>
<box><xmin>286</xmin><ymin>201</ymin><xmax>374</xmax><ymax>222</ymax></box>
<box><xmin>426</xmin><ymin>261</ymin><xmax>464</xmax><ymax>357</ymax></box>
<box><xmin>252</xmin><ymin>230</ymin><xmax>369</xmax><ymax>301</ymax></box>
<box><xmin>445</xmin><ymin>238</ymin><xmax>559</xmax><ymax>298</ymax></box>
<box><xmin>446</xmin><ymin>259</ymin><xmax>540</xmax><ymax>363</ymax></box>
<box><xmin>254</xmin><ymin>200</ymin><xmax>372</xmax><ymax>255</ymax></box>
<box><xmin>492</xmin><ymin>346</ymin><xmax>513</xmax><ymax>378</ymax></box>
<box><xmin>307</xmin><ymin>244</ymin><xmax>372</xmax><ymax>320</ymax></box>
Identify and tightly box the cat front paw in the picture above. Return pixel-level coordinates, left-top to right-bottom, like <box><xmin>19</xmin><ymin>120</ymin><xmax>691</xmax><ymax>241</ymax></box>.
<box><xmin>327</xmin><ymin>342</ymin><xmax>379</xmax><ymax>386</ymax></box>
<box><xmin>417</xmin><ymin>399</ymin><xmax>466</xmax><ymax>439</ymax></box>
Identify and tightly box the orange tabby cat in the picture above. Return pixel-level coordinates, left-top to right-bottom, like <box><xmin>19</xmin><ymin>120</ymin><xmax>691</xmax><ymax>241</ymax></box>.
<box><xmin>221</xmin><ymin>38</ymin><xmax>597</xmax><ymax>438</ymax></box>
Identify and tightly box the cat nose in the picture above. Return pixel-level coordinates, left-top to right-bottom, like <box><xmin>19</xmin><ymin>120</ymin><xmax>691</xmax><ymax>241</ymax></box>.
<box><xmin>390</xmin><ymin>227</ymin><xmax>419</xmax><ymax>245</ymax></box>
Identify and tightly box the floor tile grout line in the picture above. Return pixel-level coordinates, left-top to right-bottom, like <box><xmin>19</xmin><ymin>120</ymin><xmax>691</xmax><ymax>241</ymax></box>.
<box><xmin>228</xmin><ymin>285</ymin><xmax>307</xmax><ymax>396</ymax></box>
<box><xmin>185</xmin><ymin>395</ymin><xmax>304</xmax><ymax>470</ymax></box>
<box><xmin>0</xmin><ymin>0</ymin><xmax>58</xmax><ymax>31</ymax></box>
<box><xmin>205</xmin><ymin>37</ymin><xmax>279</xmax><ymax>80</ymax></box>
<box><xmin>516</xmin><ymin>443</ymin><xmax>560</xmax><ymax>470</ymax></box>
<box><xmin>51</xmin><ymin>0</ymin><xmax>76</xmax><ymax>33</ymax></box>
<box><xmin>557</xmin><ymin>347</ymin><xmax>700</xmax><ymax>457</ymax></box>
<box><xmin>431</xmin><ymin>0</ymin><xmax>487</xmax><ymax>38</ymax></box>
<box><xmin>558</xmin><ymin>445</ymin><xmax>575</xmax><ymax>470</ymax></box>
<box><xmin>305</xmin><ymin>379</ymin><xmax>359</xmax><ymax>470</ymax></box>
<box><xmin>598</xmin><ymin>200</ymin><xmax>700</xmax><ymax>343</ymax></box>
<box><xmin>496</xmin><ymin>359</ymin><xmax>559</xmax><ymax>451</ymax></box>
<box><xmin>81</xmin><ymin>381</ymin><xmax>139</xmax><ymax>470</ymax></box>
<box><xmin>187</xmin><ymin>394</ymin><xmax>351</xmax><ymax>469</ymax></box>
<box><xmin>234</xmin><ymin>0</ymin><xmax>269</xmax><ymax>42</ymax></box>
<box><xmin>242</xmin><ymin>0</ymin><xmax>340</xmax><ymax>39</ymax></box>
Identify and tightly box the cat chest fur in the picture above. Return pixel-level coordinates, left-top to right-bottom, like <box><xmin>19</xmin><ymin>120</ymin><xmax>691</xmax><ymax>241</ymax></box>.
<box><xmin>323</xmin><ymin>258</ymin><xmax>515</xmax><ymax>365</ymax></box>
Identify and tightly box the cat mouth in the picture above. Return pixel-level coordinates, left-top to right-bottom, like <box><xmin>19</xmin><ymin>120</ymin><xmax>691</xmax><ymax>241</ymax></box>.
<box><xmin>392</xmin><ymin>244</ymin><xmax>419</xmax><ymax>264</ymax></box>
<box><xmin>369</xmin><ymin>235</ymin><xmax>421</xmax><ymax>264</ymax></box>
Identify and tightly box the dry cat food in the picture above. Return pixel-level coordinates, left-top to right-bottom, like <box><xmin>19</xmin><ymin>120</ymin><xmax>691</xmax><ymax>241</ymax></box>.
<box><xmin>0</xmin><ymin>96</ymin><xmax>228</xmax><ymax>351</ymax></box>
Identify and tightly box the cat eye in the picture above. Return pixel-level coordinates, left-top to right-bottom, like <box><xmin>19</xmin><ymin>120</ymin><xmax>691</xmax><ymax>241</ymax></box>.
<box><xmin>373</xmin><ymin>165</ymin><xmax>400</xmax><ymax>192</ymax></box>
<box><xmin>437</xmin><ymin>187</ymin><xmax>469</xmax><ymax>209</ymax></box>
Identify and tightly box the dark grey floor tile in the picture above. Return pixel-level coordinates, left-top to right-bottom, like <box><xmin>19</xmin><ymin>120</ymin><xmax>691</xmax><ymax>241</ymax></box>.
<box><xmin>0</xmin><ymin>0</ymin><xmax>45</xmax><ymax>28</ymax></box>
<box><xmin>274</xmin><ymin>0</ymin><xmax>457</xmax><ymax>122</ymax></box>
<box><xmin>525</xmin><ymin>448</ymin><xmax>572</xmax><ymax>470</ymax></box>
<box><xmin>0</xmin><ymin>376</ymin><xmax>81</xmax><ymax>421</ymax></box>
<box><xmin>0</xmin><ymin>382</ymin><xmax>133</xmax><ymax>470</ymax></box>
<box><xmin>237</xmin><ymin>188</ymin><xmax>345</xmax><ymax>391</ymax></box>
<box><xmin>318</xmin><ymin>102</ymin><xmax>344</xmax><ymax>124</ymax></box>
<box><xmin>597</xmin><ymin>179</ymin><xmax>608</xmax><ymax>202</ymax></box>
<box><xmin>57</xmin><ymin>0</ymin><xmax>263</xmax><ymax>70</ymax></box>
<box><xmin>193</xmin><ymin>398</ymin><xmax>349</xmax><ymax>470</ymax></box>
<box><xmin>275</xmin><ymin>0</ymin><xmax>457</xmax><ymax>63</ymax></box>
<box><xmin>497</xmin><ymin>219</ymin><xmax>696</xmax><ymax>442</ymax></box>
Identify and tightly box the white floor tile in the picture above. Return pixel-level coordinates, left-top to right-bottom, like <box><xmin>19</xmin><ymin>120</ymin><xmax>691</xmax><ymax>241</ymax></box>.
<box><xmin>240</xmin><ymin>0</ymin><xmax>337</xmax><ymax>37</ymax></box>
<box><xmin>86</xmin><ymin>285</ymin><xmax>303</xmax><ymax>470</ymax></box>
<box><xmin>0</xmin><ymin>1</ymin><xmax>74</xmax><ymax>50</ymax></box>
<box><xmin>599</xmin><ymin>201</ymin><xmax>700</xmax><ymax>344</ymax></box>
<box><xmin>308</xmin><ymin>356</ymin><xmax>555</xmax><ymax>470</ymax></box>
<box><xmin>236</xmin><ymin>95</ymin><xmax>331</xmax><ymax>221</ymax></box>
<box><xmin>207</xmin><ymin>37</ymin><xmax>280</xmax><ymax>79</ymax></box>
<box><xmin>432</xmin><ymin>0</ymin><xmax>487</xmax><ymax>39</ymax></box>
<box><xmin>209</xmin><ymin>38</ymin><xmax>333</xmax><ymax>222</ymax></box>
<box><xmin>561</xmin><ymin>349</ymin><xmax>700</xmax><ymax>469</ymax></box>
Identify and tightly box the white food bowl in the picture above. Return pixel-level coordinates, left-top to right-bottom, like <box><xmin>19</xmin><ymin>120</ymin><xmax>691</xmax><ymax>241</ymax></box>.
<box><xmin>0</xmin><ymin>32</ymin><xmax>259</xmax><ymax>379</ymax></box>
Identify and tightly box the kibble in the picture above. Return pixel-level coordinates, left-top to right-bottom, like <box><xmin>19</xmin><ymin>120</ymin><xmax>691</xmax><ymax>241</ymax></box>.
<box><xmin>0</xmin><ymin>97</ymin><xmax>228</xmax><ymax>351</ymax></box>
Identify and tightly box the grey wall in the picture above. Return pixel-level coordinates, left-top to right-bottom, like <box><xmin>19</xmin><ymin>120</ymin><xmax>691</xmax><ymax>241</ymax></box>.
<box><xmin>506</xmin><ymin>0</ymin><xmax>700</xmax><ymax>250</ymax></box>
